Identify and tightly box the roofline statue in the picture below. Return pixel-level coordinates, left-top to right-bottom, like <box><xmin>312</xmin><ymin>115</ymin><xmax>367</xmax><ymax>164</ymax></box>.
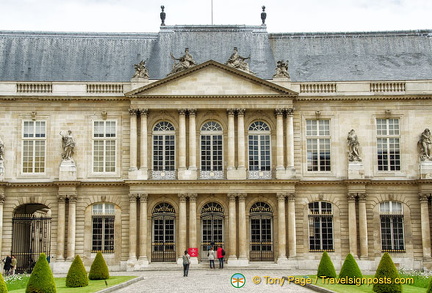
<box><xmin>225</xmin><ymin>47</ymin><xmax>255</xmax><ymax>74</ymax></box>
<box><xmin>167</xmin><ymin>48</ymin><xmax>197</xmax><ymax>76</ymax></box>
<box><xmin>132</xmin><ymin>60</ymin><xmax>149</xmax><ymax>79</ymax></box>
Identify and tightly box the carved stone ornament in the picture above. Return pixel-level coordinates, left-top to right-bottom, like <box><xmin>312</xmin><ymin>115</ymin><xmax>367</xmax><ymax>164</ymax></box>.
<box><xmin>132</xmin><ymin>60</ymin><xmax>149</xmax><ymax>79</ymax></box>
<box><xmin>273</xmin><ymin>60</ymin><xmax>290</xmax><ymax>79</ymax></box>
<box><xmin>418</xmin><ymin>128</ymin><xmax>432</xmax><ymax>161</ymax></box>
<box><xmin>225</xmin><ymin>47</ymin><xmax>255</xmax><ymax>74</ymax></box>
<box><xmin>261</xmin><ymin>6</ymin><xmax>267</xmax><ymax>25</ymax></box>
<box><xmin>347</xmin><ymin>129</ymin><xmax>362</xmax><ymax>162</ymax></box>
<box><xmin>168</xmin><ymin>48</ymin><xmax>197</xmax><ymax>76</ymax></box>
<box><xmin>0</xmin><ymin>136</ymin><xmax>4</xmax><ymax>160</ymax></box>
<box><xmin>60</xmin><ymin>130</ymin><xmax>75</xmax><ymax>161</ymax></box>
<box><xmin>160</xmin><ymin>5</ymin><xmax>166</xmax><ymax>26</ymax></box>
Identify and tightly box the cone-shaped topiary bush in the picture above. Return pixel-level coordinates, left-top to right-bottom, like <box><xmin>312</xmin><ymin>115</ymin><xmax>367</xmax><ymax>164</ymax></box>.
<box><xmin>26</xmin><ymin>253</ymin><xmax>56</xmax><ymax>293</ymax></box>
<box><xmin>89</xmin><ymin>251</ymin><xmax>109</xmax><ymax>280</ymax></box>
<box><xmin>339</xmin><ymin>253</ymin><xmax>363</xmax><ymax>285</ymax></box>
<box><xmin>317</xmin><ymin>251</ymin><xmax>337</xmax><ymax>279</ymax></box>
<box><xmin>0</xmin><ymin>273</ymin><xmax>8</xmax><ymax>293</ymax></box>
<box><xmin>66</xmin><ymin>255</ymin><xmax>88</xmax><ymax>287</ymax></box>
<box><xmin>373</xmin><ymin>252</ymin><xmax>402</xmax><ymax>293</ymax></box>
<box><xmin>427</xmin><ymin>276</ymin><xmax>432</xmax><ymax>293</ymax></box>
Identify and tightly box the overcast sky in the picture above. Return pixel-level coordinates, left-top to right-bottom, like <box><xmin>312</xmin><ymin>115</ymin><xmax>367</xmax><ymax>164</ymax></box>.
<box><xmin>1</xmin><ymin>0</ymin><xmax>431</xmax><ymax>33</ymax></box>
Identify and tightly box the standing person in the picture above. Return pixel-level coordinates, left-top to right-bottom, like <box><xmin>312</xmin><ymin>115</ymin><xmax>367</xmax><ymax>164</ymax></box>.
<box><xmin>208</xmin><ymin>247</ymin><xmax>216</xmax><ymax>269</ymax></box>
<box><xmin>10</xmin><ymin>255</ymin><xmax>17</xmax><ymax>275</ymax></box>
<box><xmin>182</xmin><ymin>250</ymin><xmax>190</xmax><ymax>277</ymax></box>
<box><xmin>216</xmin><ymin>246</ymin><xmax>225</xmax><ymax>269</ymax></box>
<box><xmin>3</xmin><ymin>255</ymin><xmax>12</xmax><ymax>275</ymax></box>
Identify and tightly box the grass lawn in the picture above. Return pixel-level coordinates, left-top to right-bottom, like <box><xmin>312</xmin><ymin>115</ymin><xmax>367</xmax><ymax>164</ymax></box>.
<box><xmin>306</xmin><ymin>275</ymin><xmax>427</xmax><ymax>293</ymax></box>
<box><xmin>8</xmin><ymin>276</ymin><xmax>137</xmax><ymax>293</ymax></box>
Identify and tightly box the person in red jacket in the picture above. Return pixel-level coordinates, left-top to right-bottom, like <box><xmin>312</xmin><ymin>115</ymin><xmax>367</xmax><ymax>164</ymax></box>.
<box><xmin>216</xmin><ymin>246</ymin><xmax>225</xmax><ymax>268</ymax></box>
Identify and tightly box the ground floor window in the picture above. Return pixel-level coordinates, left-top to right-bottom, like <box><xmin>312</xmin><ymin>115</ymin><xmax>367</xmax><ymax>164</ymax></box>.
<box><xmin>92</xmin><ymin>203</ymin><xmax>115</xmax><ymax>252</ymax></box>
<box><xmin>380</xmin><ymin>201</ymin><xmax>405</xmax><ymax>252</ymax></box>
<box><xmin>308</xmin><ymin>201</ymin><xmax>334</xmax><ymax>251</ymax></box>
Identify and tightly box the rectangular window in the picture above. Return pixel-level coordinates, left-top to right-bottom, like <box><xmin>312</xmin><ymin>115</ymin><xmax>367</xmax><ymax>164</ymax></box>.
<box><xmin>22</xmin><ymin>121</ymin><xmax>46</xmax><ymax>173</ymax></box>
<box><xmin>93</xmin><ymin>121</ymin><xmax>116</xmax><ymax>173</ymax></box>
<box><xmin>92</xmin><ymin>203</ymin><xmax>115</xmax><ymax>252</ymax></box>
<box><xmin>380</xmin><ymin>216</ymin><xmax>405</xmax><ymax>251</ymax></box>
<box><xmin>377</xmin><ymin>118</ymin><xmax>400</xmax><ymax>171</ymax></box>
<box><xmin>306</xmin><ymin>120</ymin><xmax>330</xmax><ymax>172</ymax></box>
<box><xmin>201</xmin><ymin>135</ymin><xmax>223</xmax><ymax>171</ymax></box>
<box><xmin>248</xmin><ymin>135</ymin><xmax>271</xmax><ymax>171</ymax></box>
<box><xmin>309</xmin><ymin>202</ymin><xmax>334</xmax><ymax>251</ymax></box>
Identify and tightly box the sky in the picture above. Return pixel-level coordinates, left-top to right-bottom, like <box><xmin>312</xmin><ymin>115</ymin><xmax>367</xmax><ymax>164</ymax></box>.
<box><xmin>1</xmin><ymin>0</ymin><xmax>431</xmax><ymax>33</ymax></box>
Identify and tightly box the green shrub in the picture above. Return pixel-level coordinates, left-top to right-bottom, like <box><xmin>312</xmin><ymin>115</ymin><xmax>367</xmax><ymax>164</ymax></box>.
<box><xmin>66</xmin><ymin>255</ymin><xmax>88</xmax><ymax>287</ymax></box>
<box><xmin>317</xmin><ymin>251</ymin><xmax>337</xmax><ymax>279</ymax></box>
<box><xmin>89</xmin><ymin>251</ymin><xmax>109</xmax><ymax>280</ymax></box>
<box><xmin>26</xmin><ymin>253</ymin><xmax>56</xmax><ymax>293</ymax></box>
<box><xmin>338</xmin><ymin>253</ymin><xmax>363</xmax><ymax>284</ymax></box>
<box><xmin>427</xmin><ymin>277</ymin><xmax>432</xmax><ymax>293</ymax></box>
<box><xmin>0</xmin><ymin>273</ymin><xmax>8</xmax><ymax>293</ymax></box>
<box><xmin>373</xmin><ymin>252</ymin><xmax>402</xmax><ymax>293</ymax></box>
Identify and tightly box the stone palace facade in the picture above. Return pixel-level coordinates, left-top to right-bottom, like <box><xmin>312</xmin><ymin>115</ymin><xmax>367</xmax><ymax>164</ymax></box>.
<box><xmin>0</xmin><ymin>23</ymin><xmax>432</xmax><ymax>272</ymax></box>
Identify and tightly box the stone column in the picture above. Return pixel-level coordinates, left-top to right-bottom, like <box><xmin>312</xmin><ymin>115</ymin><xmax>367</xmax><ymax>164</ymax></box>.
<box><xmin>0</xmin><ymin>192</ymin><xmax>5</xmax><ymax>256</ymax></box>
<box><xmin>129</xmin><ymin>109</ymin><xmax>138</xmax><ymax>171</ymax></box>
<box><xmin>129</xmin><ymin>194</ymin><xmax>138</xmax><ymax>262</ymax></box>
<box><xmin>57</xmin><ymin>194</ymin><xmax>66</xmax><ymax>260</ymax></box>
<box><xmin>237</xmin><ymin>109</ymin><xmax>246</xmax><ymax>170</ymax></box>
<box><xmin>188</xmin><ymin>194</ymin><xmax>198</xmax><ymax>263</ymax></box>
<box><xmin>358</xmin><ymin>193</ymin><xmax>368</xmax><ymax>258</ymax></box>
<box><xmin>188</xmin><ymin>109</ymin><xmax>197</xmax><ymax>171</ymax></box>
<box><xmin>277</xmin><ymin>193</ymin><xmax>287</xmax><ymax>261</ymax></box>
<box><xmin>276</xmin><ymin>109</ymin><xmax>285</xmax><ymax>170</ymax></box>
<box><xmin>139</xmin><ymin>109</ymin><xmax>148</xmax><ymax>172</ymax></box>
<box><xmin>347</xmin><ymin>193</ymin><xmax>358</xmax><ymax>257</ymax></box>
<box><xmin>238</xmin><ymin>194</ymin><xmax>248</xmax><ymax>263</ymax></box>
<box><xmin>139</xmin><ymin>194</ymin><xmax>149</xmax><ymax>263</ymax></box>
<box><xmin>287</xmin><ymin>193</ymin><xmax>297</xmax><ymax>257</ymax></box>
<box><xmin>179</xmin><ymin>109</ymin><xmax>187</xmax><ymax>171</ymax></box>
<box><xmin>228</xmin><ymin>194</ymin><xmax>237</xmax><ymax>260</ymax></box>
<box><xmin>66</xmin><ymin>195</ymin><xmax>77</xmax><ymax>260</ymax></box>
<box><xmin>286</xmin><ymin>108</ymin><xmax>294</xmax><ymax>168</ymax></box>
<box><xmin>178</xmin><ymin>194</ymin><xmax>187</xmax><ymax>260</ymax></box>
<box><xmin>420</xmin><ymin>193</ymin><xmax>431</xmax><ymax>258</ymax></box>
<box><xmin>227</xmin><ymin>109</ymin><xmax>235</xmax><ymax>171</ymax></box>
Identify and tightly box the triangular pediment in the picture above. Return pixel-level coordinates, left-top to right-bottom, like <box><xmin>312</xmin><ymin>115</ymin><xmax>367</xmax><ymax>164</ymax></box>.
<box><xmin>126</xmin><ymin>60</ymin><xmax>297</xmax><ymax>97</ymax></box>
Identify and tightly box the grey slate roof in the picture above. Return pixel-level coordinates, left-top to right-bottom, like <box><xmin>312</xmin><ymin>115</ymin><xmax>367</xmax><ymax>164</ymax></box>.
<box><xmin>0</xmin><ymin>25</ymin><xmax>431</xmax><ymax>82</ymax></box>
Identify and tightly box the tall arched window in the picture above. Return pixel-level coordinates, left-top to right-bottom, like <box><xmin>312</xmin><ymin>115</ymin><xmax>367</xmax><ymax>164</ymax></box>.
<box><xmin>250</xmin><ymin>202</ymin><xmax>273</xmax><ymax>261</ymax></box>
<box><xmin>152</xmin><ymin>202</ymin><xmax>176</xmax><ymax>262</ymax></box>
<box><xmin>200</xmin><ymin>121</ymin><xmax>223</xmax><ymax>179</ymax></box>
<box><xmin>248</xmin><ymin>121</ymin><xmax>271</xmax><ymax>179</ymax></box>
<box><xmin>200</xmin><ymin>202</ymin><xmax>224</xmax><ymax>258</ymax></box>
<box><xmin>308</xmin><ymin>201</ymin><xmax>333</xmax><ymax>251</ymax></box>
<box><xmin>380</xmin><ymin>201</ymin><xmax>405</xmax><ymax>252</ymax></box>
<box><xmin>152</xmin><ymin>121</ymin><xmax>176</xmax><ymax>179</ymax></box>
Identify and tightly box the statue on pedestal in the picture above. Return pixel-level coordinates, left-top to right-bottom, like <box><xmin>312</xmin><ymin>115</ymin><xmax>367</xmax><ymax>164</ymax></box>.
<box><xmin>60</xmin><ymin>130</ymin><xmax>75</xmax><ymax>161</ymax></box>
<box><xmin>273</xmin><ymin>60</ymin><xmax>290</xmax><ymax>79</ymax></box>
<box><xmin>347</xmin><ymin>129</ymin><xmax>361</xmax><ymax>162</ymax></box>
<box><xmin>132</xmin><ymin>60</ymin><xmax>149</xmax><ymax>79</ymax></box>
<box><xmin>0</xmin><ymin>136</ymin><xmax>4</xmax><ymax>160</ymax></box>
<box><xmin>168</xmin><ymin>48</ymin><xmax>196</xmax><ymax>76</ymax></box>
<box><xmin>225</xmin><ymin>47</ymin><xmax>254</xmax><ymax>74</ymax></box>
<box><xmin>418</xmin><ymin>128</ymin><xmax>432</xmax><ymax>161</ymax></box>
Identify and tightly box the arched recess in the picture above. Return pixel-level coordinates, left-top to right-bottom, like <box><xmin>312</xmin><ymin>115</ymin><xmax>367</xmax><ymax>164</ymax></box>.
<box><xmin>200</xmin><ymin>201</ymin><xmax>224</xmax><ymax>259</ymax></box>
<box><xmin>12</xmin><ymin>203</ymin><xmax>52</xmax><ymax>273</ymax></box>
<box><xmin>249</xmin><ymin>201</ymin><xmax>274</xmax><ymax>261</ymax></box>
<box><xmin>151</xmin><ymin>202</ymin><xmax>176</xmax><ymax>262</ymax></box>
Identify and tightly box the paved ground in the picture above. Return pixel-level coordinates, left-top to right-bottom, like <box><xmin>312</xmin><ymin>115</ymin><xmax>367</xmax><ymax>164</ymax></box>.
<box><xmin>110</xmin><ymin>269</ymin><xmax>319</xmax><ymax>293</ymax></box>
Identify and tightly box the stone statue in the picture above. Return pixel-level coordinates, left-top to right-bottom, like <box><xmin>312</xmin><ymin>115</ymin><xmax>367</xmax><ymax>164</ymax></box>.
<box><xmin>273</xmin><ymin>60</ymin><xmax>290</xmax><ymax>79</ymax></box>
<box><xmin>168</xmin><ymin>48</ymin><xmax>196</xmax><ymax>76</ymax></box>
<box><xmin>60</xmin><ymin>130</ymin><xmax>75</xmax><ymax>161</ymax></box>
<box><xmin>0</xmin><ymin>136</ymin><xmax>4</xmax><ymax>160</ymax></box>
<box><xmin>418</xmin><ymin>128</ymin><xmax>432</xmax><ymax>161</ymax></box>
<box><xmin>225</xmin><ymin>47</ymin><xmax>254</xmax><ymax>74</ymax></box>
<box><xmin>347</xmin><ymin>129</ymin><xmax>361</xmax><ymax>162</ymax></box>
<box><xmin>132</xmin><ymin>60</ymin><xmax>149</xmax><ymax>79</ymax></box>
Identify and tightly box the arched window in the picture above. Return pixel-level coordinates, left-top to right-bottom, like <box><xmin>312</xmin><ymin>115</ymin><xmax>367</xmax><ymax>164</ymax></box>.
<box><xmin>152</xmin><ymin>121</ymin><xmax>176</xmax><ymax>179</ymax></box>
<box><xmin>308</xmin><ymin>201</ymin><xmax>333</xmax><ymax>251</ymax></box>
<box><xmin>380</xmin><ymin>201</ymin><xmax>404</xmax><ymax>252</ymax></box>
<box><xmin>92</xmin><ymin>203</ymin><xmax>115</xmax><ymax>253</ymax></box>
<box><xmin>250</xmin><ymin>202</ymin><xmax>273</xmax><ymax>261</ymax></box>
<box><xmin>248</xmin><ymin>121</ymin><xmax>271</xmax><ymax>179</ymax></box>
<box><xmin>152</xmin><ymin>203</ymin><xmax>176</xmax><ymax>262</ymax></box>
<box><xmin>201</xmin><ymin>202</ymin><xmax>224</xmax><ymax>257</ymax></box>
<box><xmin>200</xmin><ymin>121</ymin><xmax>223</xmax><ymax>179</ymax></box>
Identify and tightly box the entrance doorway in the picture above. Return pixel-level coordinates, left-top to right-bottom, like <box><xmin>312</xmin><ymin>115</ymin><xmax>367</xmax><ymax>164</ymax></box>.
<box><xmin>12</xmin><ymin>204</ymin><xmax>51</xmax><ymax>273</ymax></box>
<box><xmin>249</xmin><ymin>202</ymin><xmax>274</xmax><ymax>261</ymax></box>
<box><xmin>151</xmin><ymin>202</ymin><xmax>176</xmax><ymax>262</ymax></box>
<box><xmin>200</xmin><ymin>202</ymin><xmax>224</xmax><ymax>259</ymax></box>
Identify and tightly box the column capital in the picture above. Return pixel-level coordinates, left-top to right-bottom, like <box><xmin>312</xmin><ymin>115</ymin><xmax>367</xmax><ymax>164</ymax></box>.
<box><xmin>129</xmin><ymin>193</ymin><xmax>139</xmax><ymax>202</ymax></box>
<box><xmin>129</xmin><ymin>108</ymin><xmax>139</xmax><ymax>115</ymax></box>
<box><xmin>227</xmin><ymin>108</ymin><xmax>236</xmax><ymax>116</ymax></box>
<box><xmin>178</xmin><ymin>193</ymin><xmax>187</xmax><ymax>202</ymax></box>
<box><xmin>178</xmin><ymin>109</ymin><xmax>187</xmax><ymax>115</ymax></box>
<box><xmin>57</xmin><ymin>194</ymin><xmax>67</xmax><ymax>202</ymax></box>
<box><xmin>238</xmin><ymin>193</ymin><xmax>247</xmax><ymax>200</ymax></box>
<box><xmin>139</xmin><ymin>109</ymin><xmax>149</xmax><ymax>116</ymax></box>
<box><xmin>275</xmin><ymin>108</ymin><xmax>284</xmax><ymax>116</ymax></box>
<box><xmin>236</xmin><ymin>108</ymin><xmax>246</xmax><ymax>115</ymax></box>
<box><xmin>277</xmin><ymin>193</ymin><xmax>287</xmax><ymax>200</ymax></box>
<box><xmin>0</xmin><ymin>193</ymin><xmax>4</xmax><ymax>204</ymax></box>
<box><xmin>419</xmin><ymin>193</ymin><xmax>430</xmax><ymax>202</ymax></box>
<box><xmin>188</xmin><ymin>193</ymin><xmax>197</xmax><ymax>201</ymax></box>
<box><xmin>285</xmin><ymin>108</ymin><xmax>294</xmax><ymax>116</ymax></box>
<box><xmin>139</xmin><ymin>194</ymin><xmax>148</xmax><ymax>203</ymax></box>
<box><xmin>67</xmin><ymin>194</ymin><xmax>77</xmax><ymax>203</ymax></box>
<box><xmin>188</xmin><ymin>109</ymin><xmax>197</xmax><ymax>116</ymax></box>
<box><xmin>287</xmin><ymin>193</ymin><xmax>296</xmax><ymax>201</ymax></box>
<box><xmin>347</xmin><ymin>193</ymin><xmax>357</xmax><ymax>201</ymax></box>
<box><xmin>358</xmin><ymin>193</ymin><xmax>367</xmax><ymax>201</ymax></box>
<box><xmin>228</xmin><ymin>193</ymin><xmax>237</xmax><ymax>200</ymax></box>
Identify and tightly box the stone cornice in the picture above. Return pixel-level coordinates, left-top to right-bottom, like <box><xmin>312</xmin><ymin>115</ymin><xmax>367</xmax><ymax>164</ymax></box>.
<box><xmin>297</xmin><ymin>95</ymin><xmax>432</xmax><ymax>102</ymax></box>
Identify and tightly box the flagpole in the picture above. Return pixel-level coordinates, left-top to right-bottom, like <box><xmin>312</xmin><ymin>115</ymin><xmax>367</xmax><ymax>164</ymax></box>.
<box><xmin>211</xmin><ymin>0</ymin><xmax>213</xmax><ymax>25</ymax></box>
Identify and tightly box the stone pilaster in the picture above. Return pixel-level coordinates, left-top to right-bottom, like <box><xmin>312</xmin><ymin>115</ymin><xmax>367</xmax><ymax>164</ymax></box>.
<box><xmin>358</xmin><ymin>193</ymin><xmax>368</xmax><ymax>258</ymax></box>
<box><xmin>0</xmin><ymin>191</ymin><xmax>5</xmax><ymax>256</ymax></box>
<box><xmin>277</xmin><ymin>193</ymin><xmax>287</xmax><ymax>262</ymax></box>
<box><xmin>227</xmin><ymin>193</ymin><xmax>237</xmax><ymax>261</ymax></box>
<box><xmin>420</xmin><ymin>193</ymin><xmax>431</xmax><ymax>258</ymax></box>
<box><xmin>66</xmin><ymin>194</ymin><xmax>77</xmax><ymax>260</ymax></box>
<box><xmin>128</xmin><ymin>194</ymin><xmax>138</xmax><ymax>263</ymax></box>
<box><xmin>227</xmin><ymin>109</ymin><xmax>236</xmax><ymax>174</ymax></box>
<box><xmin>286</xmin><ymin>108</ymin><xmax>294</xmax><ymax>168</ymax></box>
<box><xmin>347</xmin><ymin>193</ymin><xmax>358</xmax><ymax>257</ymax></box>
<box><xmin>139</xmin><ymin>109</ymin><xmax>149</xmax><ymax>179</ymax></box>
<box><xmin>129</xmin><ymin>109</ymin><xmax>138</xmax><ymax>172</ymax></box>
<box><xmin>237</xmin><ymin>193</ymin><xmax>248</xmax><ymax>265</ymax></box>
<box><xmin>275</xmin><ymin>109</ymin><xmax>285</xmax><ymax>171</ymax></box>
<box><xmin>188</xmin><ymin>194</ymin><xmax>198</xmax><ymax>264</ymax></box>
<box><xmin>178</xmin><ymin>109</ymin><xmax>187</xmax><ymax>171</ymax></box>
<box><xmin>237</xmin><ymin>109</ymin><xmax>246</xmax><ymax>170</ymax></box>
<box><xmin>287</xmin><ymin>193</ymin><xmax>297</xmax><ymax>257</ymax></box>
<box><xmin>57</xmin><ymin>194</ymin><xmax>66</xmax><ymax>260</ymax></box>
<box><xmin>188</xmin><ymin>109</ymin><xmax>197</xmax><ymax>171</ymax></box>
<box><xmin>139</xmin><ymin>194</ymin><xmax>149</xmax><ymax>264</ymax></box>
<box><xmin>178</xmin><ymin>194</ymin><xmax>187</xmax><ymax>263</ymax></box>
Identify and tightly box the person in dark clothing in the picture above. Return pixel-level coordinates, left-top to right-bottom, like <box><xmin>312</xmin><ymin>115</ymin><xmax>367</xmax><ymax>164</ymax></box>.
<box><xmin>3</xmin><ymin>255</ymin><xmax>12</xmax><ymax>275</ymax></box>
<box><xmin>182</xmin><ymin>250</ymin><xmax>190</xmax><ymax>277</ymax></box>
